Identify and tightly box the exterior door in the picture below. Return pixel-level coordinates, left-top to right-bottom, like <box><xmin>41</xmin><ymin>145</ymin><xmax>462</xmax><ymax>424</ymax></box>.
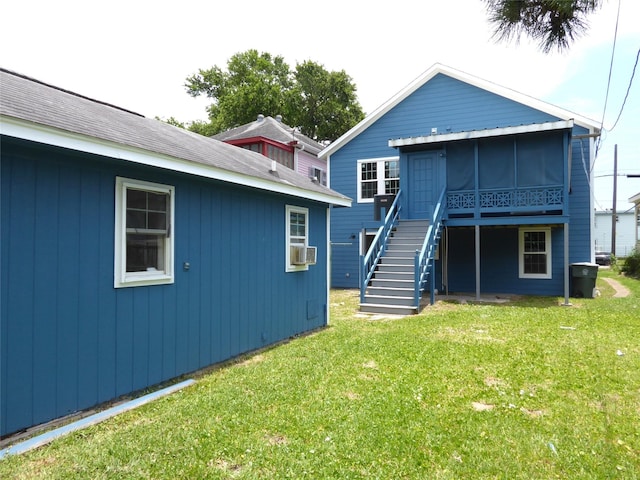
<box><xmin>407</xmin><ymin>150</ymin><xmax>445</xmax><ymax>219</ymax></box>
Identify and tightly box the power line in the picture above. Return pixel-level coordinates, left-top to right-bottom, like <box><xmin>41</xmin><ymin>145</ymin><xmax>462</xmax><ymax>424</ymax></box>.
<box><xmin>606</xmin><ymin>47</ymin><xmax>640</xmax><ymax>132</ymax></box>
<box><xmin>596</xmin><ymin>0</ymin><xmax>621</xmax><ymax>156</ymax></box>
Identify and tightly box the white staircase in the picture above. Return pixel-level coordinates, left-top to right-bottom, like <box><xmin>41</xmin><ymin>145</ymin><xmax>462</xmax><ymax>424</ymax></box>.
<box><xmin>360</xmin><ymin>219</ymin><xmax>429</xmax><ymax>315</ymax></box>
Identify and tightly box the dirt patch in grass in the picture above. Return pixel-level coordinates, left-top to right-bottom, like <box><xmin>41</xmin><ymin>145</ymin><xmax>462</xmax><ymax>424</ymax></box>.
<box><xmin>362</xmin><ymin>360</ymin><xmax>378</xmax><ymax>369</ymax></box>
<box><xmin>238</xmin><ymin>354</ymin><xmax>265</xmax><ymax>366</ymax></box>
<box><xmin>472</xmin><ymin>402</ymin><xmax>495</xmax><ymax>411</ymax></box>
<box><xmin>520</xmin><ymin>407</ymin><xmax>544</xmax><ymax>418</ymax></box>
<box><xmin>484</xmin><ymin>377</ymin><xmax>507</xmax><ymax>388</ymax></box>
<box><xmin>209</xmin><ymin>458</ymin><xmax>243</xmax><ymax>475</ymax></box>
<box><xmin>344</xmin><ymin>391</ymin><xmax>361</xmax><ymax>401</ymax></box>
<box><xmin>265</xmin><ymin>433</ymin><xmax>288</xmax><ymax>446</ymax></box>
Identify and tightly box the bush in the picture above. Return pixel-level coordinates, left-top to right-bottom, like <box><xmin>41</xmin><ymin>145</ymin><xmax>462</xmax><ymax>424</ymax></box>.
<box><xmin>621</xmin><ymin>248</ymin><xmax>640</xmax><ymax>278</ymax></box>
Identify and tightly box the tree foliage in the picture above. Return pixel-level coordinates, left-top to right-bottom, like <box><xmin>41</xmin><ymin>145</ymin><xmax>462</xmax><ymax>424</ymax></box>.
<box><xmin>484</xmin><ymin>0</ymin><xmax>603</xmax><ymax>53</ymax></box>
<box><xmin>185</xmin><ymin>50</ymin><xmax>364</xmax><ymax>142</ymax></box>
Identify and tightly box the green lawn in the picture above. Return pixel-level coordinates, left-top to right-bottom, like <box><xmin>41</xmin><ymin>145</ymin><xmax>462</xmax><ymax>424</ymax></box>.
<box><xmin>2</xmin><ymin>270</ymin><xmax>639</xmax><ymax>479</ymax></box>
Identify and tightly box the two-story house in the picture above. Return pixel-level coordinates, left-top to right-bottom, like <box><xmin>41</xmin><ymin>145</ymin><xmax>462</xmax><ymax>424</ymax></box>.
<box><xmin>320</xmin><ymin>64</ymin><xmax>600</xmax><ymax>314</ymax></box>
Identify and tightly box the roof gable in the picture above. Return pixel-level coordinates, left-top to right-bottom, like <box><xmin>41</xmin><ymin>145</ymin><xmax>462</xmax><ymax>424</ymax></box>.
<box><xmin>320</xmin><ymin>63</ymin><xmax>600</xmax><ymax>159</ymax></box>
<box><xmin>0</xmin><ymin>69</ymin><xmax>349</xmax><ymax>206</ymax></box>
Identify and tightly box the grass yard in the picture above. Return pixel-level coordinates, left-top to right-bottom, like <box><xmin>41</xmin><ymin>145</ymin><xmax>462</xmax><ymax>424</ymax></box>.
<box><xmin>2</xmin><ymin>270</ymin><xmax>639</xmax><ymax>479</ymax></box>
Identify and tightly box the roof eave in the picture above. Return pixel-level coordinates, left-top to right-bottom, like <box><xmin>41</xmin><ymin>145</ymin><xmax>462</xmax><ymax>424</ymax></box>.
<box><xmin>320</xmin><ymin>63</ymin><xmax>600</xmax><ymax>158</ymax></box>
<box><xmin>389</xmin><ymin>119</ymin><xmax>575</xmax><ymax>147</ymax></box>
<box><xmin>1</xmin><ymin>115</ymin><xmax>352</xmax><ymax>207</ymax></box>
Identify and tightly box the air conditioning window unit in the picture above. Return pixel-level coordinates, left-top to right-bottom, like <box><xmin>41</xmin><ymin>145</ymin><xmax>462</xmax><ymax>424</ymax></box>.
<box><xmin>291</xmin><ymin>245</ymin><xmax>317</xmax><ymax>265</ymax></box>
<box><xmin>309</xmin><ymin>167</ymin><xmax>327</xmax><ymax>186</ymax></box>
<box><xmin>305</xmin><ymin>246</ymin><xmax>317</xmax><ymax>265</ymax></box>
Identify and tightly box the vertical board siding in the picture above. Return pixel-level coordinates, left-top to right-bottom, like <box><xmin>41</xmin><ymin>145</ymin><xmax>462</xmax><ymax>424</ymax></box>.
<box><xmin>1</xmin><ymin>137</ymin><xmax>329</xmax><ymax>436</ymax></box>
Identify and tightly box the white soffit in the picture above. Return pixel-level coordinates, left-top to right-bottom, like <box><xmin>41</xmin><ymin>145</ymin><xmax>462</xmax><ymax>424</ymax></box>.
<box><xmin>388</xmin><ymin>120</ymin><xmax>575</xmax><ymax>148</ymax></box>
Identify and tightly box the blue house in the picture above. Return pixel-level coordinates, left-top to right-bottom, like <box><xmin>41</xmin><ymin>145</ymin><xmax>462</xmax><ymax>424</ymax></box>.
<box><xmin>0</xmin><ymin>69</ymin><xmax>350</xmax><ymax>437</ymax></box>
<box><xmin>320</xmin><ymin>64</ymin><xmax>600</xmax><ymax>314</ymax></box>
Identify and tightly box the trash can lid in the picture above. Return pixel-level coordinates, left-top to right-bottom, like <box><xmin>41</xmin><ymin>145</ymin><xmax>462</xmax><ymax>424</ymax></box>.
<box><xmin>570</xmin><ymin>262</ymin><xmax>599</xmax><ymax>267</ymax></box>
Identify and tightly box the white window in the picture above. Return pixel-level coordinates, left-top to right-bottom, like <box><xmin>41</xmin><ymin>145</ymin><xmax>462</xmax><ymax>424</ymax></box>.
<box><xmin>357</xmin><ymin>157</ymin><xmax>400</xmax><ymax>203</ymax></box>
<box><xmin>286</xmin><ymin>205</ymin><xmax>309</xmax><ymax>272</ymax></box>
<box><xmin>519</xmin><ymin>227</ymin><xmax>551</xmax><ymax>279</ymax></box>
<box><xmin>115</xmin><ymin>177</ymin><xmax>175</xmax><ymax>288</ymax></box>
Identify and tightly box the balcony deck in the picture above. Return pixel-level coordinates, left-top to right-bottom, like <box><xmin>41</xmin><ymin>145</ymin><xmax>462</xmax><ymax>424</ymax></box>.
<box><xmin>445</xmin><ymin>185</ymin><xmax>567</xmax><ymax>225</ymax></box>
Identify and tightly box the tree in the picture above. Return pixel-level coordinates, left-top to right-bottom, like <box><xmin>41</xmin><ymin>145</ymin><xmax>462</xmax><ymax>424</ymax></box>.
<box><xmin>484</xmin><ymin>0</ymin><xmax>603</xmax><ymax>53</ymax></box>
<box><xmin>185</xmin><ymin>50</ymin><xmax>364</xmax><ymax>142</ymax></box>
<box><xmin>288</xmin><ymin>60</ymin><xmax>365</xmax><ymax>141</ymax></box>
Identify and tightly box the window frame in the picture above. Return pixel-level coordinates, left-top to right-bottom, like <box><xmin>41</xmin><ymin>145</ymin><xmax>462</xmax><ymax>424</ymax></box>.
<box><xmin>114</xmin><ymin>177</ymin><xmax>175</xmax><ymax>288</ymax></box>
<box><xmin>518</xmin><ymin>227</ymin><xmax>552</xmax><ymax>279</ymax></box>
<box><xmin>356</xmin><ymin>157</ymin><xmax>400</xmax><ymax>203</ymax></box>
<box><xmin>285</xmin><ymin>205</ymin><xmax>309</xmax><ymax>272</ymax></box>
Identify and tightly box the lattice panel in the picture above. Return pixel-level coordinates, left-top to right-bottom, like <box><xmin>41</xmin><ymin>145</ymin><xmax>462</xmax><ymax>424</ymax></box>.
<box><xmin>447</xmin><ymin>187</ymin><xmax>563</xmax><ymax>212</ymax></box>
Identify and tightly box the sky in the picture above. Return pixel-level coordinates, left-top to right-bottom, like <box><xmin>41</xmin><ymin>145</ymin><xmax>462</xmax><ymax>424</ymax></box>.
<box><xmin>2</xmin><ymin>0</ymin><xmax>639</xmax><ymax>210</ymax></box>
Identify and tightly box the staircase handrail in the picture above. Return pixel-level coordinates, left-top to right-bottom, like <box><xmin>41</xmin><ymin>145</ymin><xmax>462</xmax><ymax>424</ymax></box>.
<box><xmin>360</xmin><ymin>191</ymin><xmax>402</xmax><ymax>303</ymax></box>
<box><xmin>414</xmin><ymin>187</ymin><xmax>447</xmax><ymax>307</ymax></box>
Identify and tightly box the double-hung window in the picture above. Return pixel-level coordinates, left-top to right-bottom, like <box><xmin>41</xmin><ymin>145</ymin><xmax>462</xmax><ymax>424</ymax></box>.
<box><xmin>115</xmin><ymin>177</ymin><xmax>175</xmax><ymax>287</ymax></box>
<box><xmin>286</xmin><ymin>205</ymin><xmax>309</xmax><ymax>272</ymax></box>
<box><xmin>519</xmin><ymin>227</ymin><xmax>551</xmax><ymax>279</ymax></box>
<box><xmin>357</xmin><ymin>157</ymin><xmax>399</xmax><ymax>202</ymax></box>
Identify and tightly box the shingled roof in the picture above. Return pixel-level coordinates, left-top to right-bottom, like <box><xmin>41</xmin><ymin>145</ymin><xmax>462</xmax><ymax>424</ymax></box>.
<box><xmin>0</xmin><ymin>68</ymin><xmax>349</xmax><ymax>206</ymax></box>
<box><xmin>213</xmin><ymin>115</ymin><xmax>324</xmax><ymax>156</ymax></box>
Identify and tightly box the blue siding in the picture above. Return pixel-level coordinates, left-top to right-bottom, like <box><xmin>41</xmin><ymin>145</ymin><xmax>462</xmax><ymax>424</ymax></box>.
<box><xmin>330</xmin><ymin>73</ymin><xmax>593</xmax><ymax>293</ymax></box>
<box><xmin>568</xmin><ymin>130</ymin><xmax>593</xmax><ymax>263</ymax></box>
<box><xmin>445</xmin><ymin>227</ymin><xmax>565</xmax><ymax>296</ymax></box>
<box><xmin>1</xmin><ymin>137</ymin><xmax>329</xmax><ymax>436</ymax></box>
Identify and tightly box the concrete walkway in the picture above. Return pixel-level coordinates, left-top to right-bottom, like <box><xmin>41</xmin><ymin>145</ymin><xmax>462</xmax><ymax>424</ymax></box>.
<box><xmin>601</xmin><ymin>277</ymin><xmax>631</xmax><ymax>298</ymax></box>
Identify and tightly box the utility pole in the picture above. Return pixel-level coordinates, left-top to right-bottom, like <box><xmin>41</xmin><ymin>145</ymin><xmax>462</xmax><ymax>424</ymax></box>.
<box><xmin>611</xmin><ymin>144</ymin><xmax>617</xmax><ymax>256</ymax></box>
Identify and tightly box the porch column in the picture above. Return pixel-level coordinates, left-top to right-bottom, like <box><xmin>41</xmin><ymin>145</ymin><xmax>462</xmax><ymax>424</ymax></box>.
<box><xmin>563</xmin><ymin>222</ymin><xmax>571</xmax><ymax>306</ymax></box>
<box><xmin>475</xmin><ymin>225</ymin><xmax>481</xmax><ymax>301</ymax></box>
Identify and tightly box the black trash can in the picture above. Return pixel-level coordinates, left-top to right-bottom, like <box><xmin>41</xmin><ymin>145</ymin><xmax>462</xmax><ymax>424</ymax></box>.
<box><xmin>570</xmin><ymin>262</ymin><xmax>599</xmax><ymax>298</ymax></box>
<box><xmin>373</xmin><ymin>194</ymin><xmax>396</xmax><ymax>221</ymax></box>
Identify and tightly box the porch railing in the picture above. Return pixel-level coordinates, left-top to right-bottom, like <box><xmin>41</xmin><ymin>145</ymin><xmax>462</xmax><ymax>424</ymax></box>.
<box><xmin>360</xmin><ymin>191</ymin><xmax>402</xmax><ymax>303</ymax></box>
<box><xmin>447</xmin><ymin>185</ymin><xmax>564</xmax><ymax>216</ymax></box>
<box><xmin>414</xmin><ymin>187</ymin><xmax>447</xmax><ymax>307</ymax></box>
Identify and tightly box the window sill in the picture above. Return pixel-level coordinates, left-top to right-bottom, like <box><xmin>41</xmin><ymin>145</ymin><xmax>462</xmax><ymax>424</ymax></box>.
<box><xmin>114</xmin><ymin>273</ymin><xmax>174</xmax><ymax>288</ymax></box>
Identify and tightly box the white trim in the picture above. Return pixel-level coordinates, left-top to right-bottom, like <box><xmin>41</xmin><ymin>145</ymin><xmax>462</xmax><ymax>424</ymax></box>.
<box><xmin>356</xmin><ymin>156</ymin><xmax>399</xmax><ymax>203</ymax></box>
<box><xmin>319</xmin><ymin>63</ymin><xmax>600</xmax><ymax>159</ymax></box>
<box><xmin>326</xmin><ymin>206</ymin><xmax>331</xmax><ymax>325</ymax></box>
<box><xmin>114</xmin><ymin>177</ymin><xmax>175</xmax><ymax>288</ymax></box>
<box><xmin>0</xmin><ymin>379</ymin><xmax>195</xmax><ymax>459</ymax></box>
<box><xmin>518</xmin><ymin>227</ymin><xmax>552</xmax><ymax>279</ymax></box>
<box><xmin>1</xmin><ymin>116</ymin><xmax>351</xmax><ymax>208</ymax></box>
<box><xmin>285</xmin><ymin>205</ymin><xmax>310</xmax><ymax>272</ymax></box>
<box><xmin>388</xmin><ymin>120</ymin><xmax>574</xmax><ymax>147</ymax></box>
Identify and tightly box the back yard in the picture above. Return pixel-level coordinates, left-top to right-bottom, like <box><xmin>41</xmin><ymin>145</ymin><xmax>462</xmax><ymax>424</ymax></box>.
<box><xmin>1</xmin><ymin>269</ymin><xmax>639</xmax><ymax>479</ymax></box>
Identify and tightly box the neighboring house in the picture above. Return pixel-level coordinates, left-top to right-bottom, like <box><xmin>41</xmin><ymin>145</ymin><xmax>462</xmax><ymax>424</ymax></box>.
<box><xmin>213</xmin><ymin>114</ymin><xmax>328</xmax><ymax>185</ymax></box>
<box><xmin>320</xmin><ymin>63</ymin><xmax>600</xmax><ymax>315</ymax></box>
<box><xmin>0</xmin><ymin>69</ymin><xmax>350</xmax><ymax>437</ymax></box>
<box><xmin>594</xmin><ymin>209</ymin><xmax>637</xmax><ymax>257</ymax></box>
<box><xmin>630</xmin><ymin>192</ymin><xmax>640</xmax><ymax>248</ymax></box>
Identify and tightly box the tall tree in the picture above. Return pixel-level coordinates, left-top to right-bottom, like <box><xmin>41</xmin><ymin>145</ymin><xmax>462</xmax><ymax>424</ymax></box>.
<box><xmin>186</xmin><ymin>50</ymin><xmax>292</xmax><ymax>135</ymax></box>
<box><xmin>484</xmin><ymin>0</ymin><xmax>603</xmax><ymax>52</ymax></box>
<box><xmin>288</xmin><ymin>60</ymin><xmax>364</xmax><ymax>141</ymax></box>
<box><xmin>185</xmin><ymin>50</ymin><xmax>364</xmax><ymax>142</ymax></box>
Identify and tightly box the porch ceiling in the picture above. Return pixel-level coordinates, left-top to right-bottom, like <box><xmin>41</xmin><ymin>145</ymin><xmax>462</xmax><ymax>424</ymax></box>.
<box><xmin>388</xmin><ymin>120</ymin><xmax>574</xmax><ymax>148</ymax></box>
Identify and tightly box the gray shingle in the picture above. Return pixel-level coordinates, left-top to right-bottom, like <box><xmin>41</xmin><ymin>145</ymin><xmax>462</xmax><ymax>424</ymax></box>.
<box><xmin>0</xmin><ymin>69</ymin><xmax>348</xmax><ymax>204</ymax></box>
<box><xmin>213</xmin><ymin>115</ymin><xmax>324</xmax><ymax>155</ymax></box>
